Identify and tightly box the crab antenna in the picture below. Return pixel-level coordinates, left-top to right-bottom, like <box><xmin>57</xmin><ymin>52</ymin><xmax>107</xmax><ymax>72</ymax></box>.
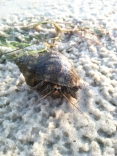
<box><xmin>59</xmin><ymin>90</ymin><xmax>83</xmax><ymax>114</ymax></box>
<box><xmin>59</xmin><ymin>90</ymin><xmax>90</xmax><ymax>123</ymax></box>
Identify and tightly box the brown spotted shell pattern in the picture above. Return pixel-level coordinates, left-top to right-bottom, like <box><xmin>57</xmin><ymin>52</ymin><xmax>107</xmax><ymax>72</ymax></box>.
<box><xmin>15</xmin><ymin>52</ymin><xmax>80</xmax><ymax>99</ymax></box>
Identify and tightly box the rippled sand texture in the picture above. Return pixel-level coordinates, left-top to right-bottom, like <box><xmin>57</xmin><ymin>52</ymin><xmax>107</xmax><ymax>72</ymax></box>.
<box><xmin>0</xmin><ymin>0</ymin><xmax>117</xmax><ymax>156</ymax></box>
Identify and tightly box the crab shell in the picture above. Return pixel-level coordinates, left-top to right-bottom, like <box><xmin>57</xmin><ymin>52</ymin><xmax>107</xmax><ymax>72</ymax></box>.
<box><xmin>15</xmin><ymin>52</ymin><xmax>80</xmax><ymax>89</ymax></box>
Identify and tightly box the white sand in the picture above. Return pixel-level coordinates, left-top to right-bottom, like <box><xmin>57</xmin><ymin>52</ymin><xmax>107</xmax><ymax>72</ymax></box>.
<box><xmin>0</xmin><ymin>0</ymin><xmax>117</xmax><ymax>156</ymax></box>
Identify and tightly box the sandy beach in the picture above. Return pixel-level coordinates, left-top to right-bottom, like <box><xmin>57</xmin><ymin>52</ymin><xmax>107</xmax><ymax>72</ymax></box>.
<box><xmin>0</xmin><ymin>0</ymin><xmax>117</xmax><ymax>156</ymax></box>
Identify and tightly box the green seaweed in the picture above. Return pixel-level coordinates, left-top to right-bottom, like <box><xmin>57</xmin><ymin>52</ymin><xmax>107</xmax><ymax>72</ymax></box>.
<box><xmin>23</xmin><ymin>47</ymin><xmax>47</xmax><ymax>55</ymax></box>
<box><xmin>9</xmin><ymin>41</ymin><xmax>30</xmax><ymax>48</ymax></box>
<box><xmin>4</xmin><ymin>28</ymin><xmax>13</xmax><ymax>34</ymax></box>
<box><xmin>0</xmin><ymin>38</ymin><xmax>8</xmax><ymax>46</ymax></box>
<box><xmin>94</xmin><ymin>28</ymin><xmax>104</xmax><ymax>37</ymax></box>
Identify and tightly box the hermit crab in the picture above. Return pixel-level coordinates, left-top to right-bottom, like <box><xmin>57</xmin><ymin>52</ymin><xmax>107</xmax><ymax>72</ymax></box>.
<box><xmin>15</xmin><ymin>51</ymin><xmax>81</xmax><ymax>107</ymax></box>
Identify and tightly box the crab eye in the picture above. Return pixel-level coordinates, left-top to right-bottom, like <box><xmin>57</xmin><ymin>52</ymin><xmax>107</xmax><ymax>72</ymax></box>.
<box><xmin>55</xmin><ymin>86</ymin><xmax>61</xmax><ymax>90</ymax></box>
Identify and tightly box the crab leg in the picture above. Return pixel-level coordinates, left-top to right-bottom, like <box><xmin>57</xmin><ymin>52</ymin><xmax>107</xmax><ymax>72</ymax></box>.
<box><xmin>39</xmin><ymin>83</ymin><xmax>53</xmax><ymax>95</ymax></box>
<box><xmin>32</xmin><ymin>80</ymin><xmax>45</xmax><ymax>90</ymax></box>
